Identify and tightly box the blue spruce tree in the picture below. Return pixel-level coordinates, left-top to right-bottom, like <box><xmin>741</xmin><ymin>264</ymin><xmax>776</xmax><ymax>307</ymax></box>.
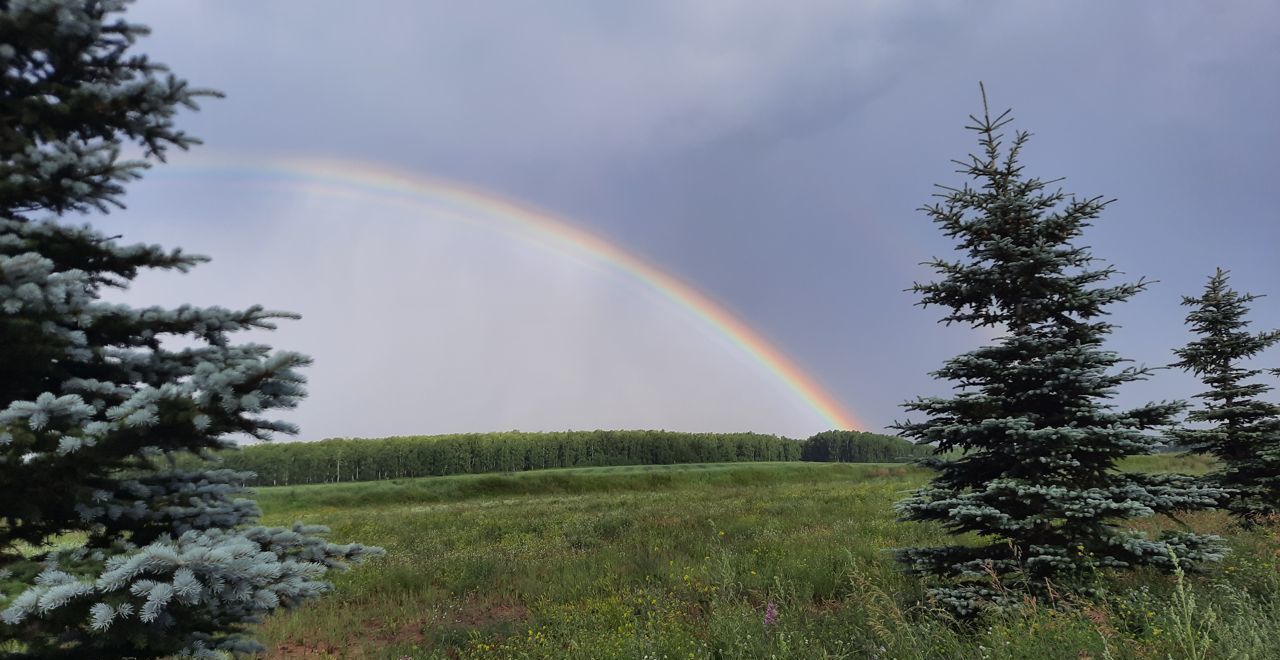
<box><xmin>894</xmin><ymin>86</ymin><xmax>1226</xmax><ymax>616</ymax></box>
<box><xmin>0</xmin><ymin>1</ymin><xmax>381</xmax><ymax>656</ymax></box>
<box><xmin>1171</xmin><ymin>269</ymin><xmax>1280</xmax><ymax>524</ymax></box>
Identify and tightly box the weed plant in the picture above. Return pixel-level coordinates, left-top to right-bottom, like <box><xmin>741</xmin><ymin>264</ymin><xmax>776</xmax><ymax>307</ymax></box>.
<box><xmin>247</xmin><ymin>459</ymin><xmax>1280</xmax><ymax>659</ymax></box>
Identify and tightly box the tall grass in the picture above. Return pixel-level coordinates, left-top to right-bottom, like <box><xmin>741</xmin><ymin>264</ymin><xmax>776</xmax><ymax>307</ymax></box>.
<box><xmin>247</xmin><ymin>456</ymin><xmax>1280</xmax><ymax>659</ymax></box>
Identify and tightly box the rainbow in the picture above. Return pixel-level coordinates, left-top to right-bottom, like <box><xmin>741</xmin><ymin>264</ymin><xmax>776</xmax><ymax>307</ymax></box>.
<box><xmin>156</xmin><ymin>153</ymin><xmax>863</xmax><ymax>431</ymax></box>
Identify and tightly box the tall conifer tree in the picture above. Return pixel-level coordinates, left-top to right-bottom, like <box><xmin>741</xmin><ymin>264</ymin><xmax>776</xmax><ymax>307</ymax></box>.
<box><xmin>1171</xmin><ymin>268</ymin><xmax>1280</xmax><ymax>523</ymax></box>
<box><xmin>894</xmin><ymin>86</ymin><xmax>1225</xmax><ymax>615</ymax></box>
<box><xmin>0</xmin><ymin>1</ymin><xmax>379</xmax><ymax>656</ymax></box>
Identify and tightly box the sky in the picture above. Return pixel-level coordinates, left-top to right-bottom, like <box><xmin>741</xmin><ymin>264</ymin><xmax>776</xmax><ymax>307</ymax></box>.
<box><xmin>102</xmin><ymin>0</ymin><xmax>1280</xmax><ymax>440</ymax></box>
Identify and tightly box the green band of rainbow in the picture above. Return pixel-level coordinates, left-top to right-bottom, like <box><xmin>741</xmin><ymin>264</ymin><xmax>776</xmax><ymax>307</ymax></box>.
<box><xmin>156</xmin><ymin>154</ymin><xmax>862</xmax><ymax>431</ymax></box>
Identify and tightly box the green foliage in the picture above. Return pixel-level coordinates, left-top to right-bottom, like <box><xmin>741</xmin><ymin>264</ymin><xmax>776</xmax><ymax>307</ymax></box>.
<box><xmin>893</xmin><ymin>86</ymin><xmax>1226</xmax><ymax>615</ymax></box>
<box><xmin>0</xmin><ymin>2</ymin><xmax>379</xmax><ymax>655</ymax></box>
<box><xmin>1117</xmin><ymin>452</ymin><xmax>1217</xmax><ymax>476</ymax></box>
<box><xmin>180</xmin><ymin>430</ymin><xmax>933</xmax><ymax>487</ymax></box>
<box><xmin>186</xmin><ymin>430</ymin><xmax>806</xmax><ymax>486</ymax></box>
<box><xmin>1171</xmin><ymin>269</ymin><xmax>1280</xmax><ymax>523</ymax></box>
<box><xmin>230</xmin><ymin>459</ymin><xmax>1280</xmax><ymax>659</ymax></box>
<box><xmin>800</xmin><ymin>429</ymin><xmax>933</xmax><ymax>463</ymax></box>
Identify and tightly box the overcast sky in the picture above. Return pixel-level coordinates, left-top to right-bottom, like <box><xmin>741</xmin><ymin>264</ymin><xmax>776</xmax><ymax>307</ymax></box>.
<box><xmin>104</xmin><ymin>1</ymin><xmax>1280</xmax><ymax>439</ymax></box>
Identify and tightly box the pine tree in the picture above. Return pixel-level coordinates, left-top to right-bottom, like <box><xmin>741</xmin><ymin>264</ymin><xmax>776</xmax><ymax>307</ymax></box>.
<box><xmin>1170</xmin><ymin>268</ymin><xmax>1280</xmax><ymax>524</ymax></box>
<box><xmin>893</xmin><ymin>86</ymin><xmax>1226</xmax><ymax>616</ymax></box>
<box><xmin>0</xmin><ymin>1</ymin><xmax>380</xmax><ymax>656</ymax></box>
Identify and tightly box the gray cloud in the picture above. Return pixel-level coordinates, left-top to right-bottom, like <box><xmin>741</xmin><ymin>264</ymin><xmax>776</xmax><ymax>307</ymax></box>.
<box><xmin>109</xmin><ymin>177</ymin><xmax>831</xmax><ymax>438</ymax></box>
<box><xmin>111</xmin><ymin>1</ymin><xmax>1280</xmax><ymax>435</ymax></box>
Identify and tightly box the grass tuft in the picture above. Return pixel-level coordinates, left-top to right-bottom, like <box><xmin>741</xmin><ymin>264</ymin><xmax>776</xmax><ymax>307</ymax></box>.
<box><xmin>247</xmin><ymin>456</ymin><xmax>1280</xmax><ymax>659</ymax></box>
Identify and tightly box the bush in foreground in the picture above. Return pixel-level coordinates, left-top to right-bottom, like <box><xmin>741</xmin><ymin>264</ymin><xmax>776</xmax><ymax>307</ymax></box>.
<box><xmin>893</xmin><ymin>86</ymin><xmax>1225</xmax><ymax>615</ymax></box>
<box><xmin>0</xmin><ymin>2</ymin><xmax>378</xmax><ymax>656</ymax></box>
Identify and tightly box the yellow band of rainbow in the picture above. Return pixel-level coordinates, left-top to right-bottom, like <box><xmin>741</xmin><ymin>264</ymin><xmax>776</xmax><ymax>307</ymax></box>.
<box><xmin>154</xmin><ymin>153</ymin><xmax>863</xmax><ymax>432</ymax></box>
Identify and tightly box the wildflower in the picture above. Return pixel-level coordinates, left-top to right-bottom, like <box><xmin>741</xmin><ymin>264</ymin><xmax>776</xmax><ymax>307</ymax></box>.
<box><xmin>763</xmin><ymin>601</ymin><xmax>779</xmax><ymax>626</ymax></box>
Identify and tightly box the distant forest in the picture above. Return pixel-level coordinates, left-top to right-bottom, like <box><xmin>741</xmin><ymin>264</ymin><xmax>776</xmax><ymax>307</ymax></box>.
<box><xmin>185</xmin><ymin>430</ymin><xmax>930</xmax><ymax>486</ymax></box>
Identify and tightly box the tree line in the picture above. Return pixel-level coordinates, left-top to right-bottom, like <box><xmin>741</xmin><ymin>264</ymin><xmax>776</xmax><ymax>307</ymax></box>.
<box><xmin>800</xmin><ymin>429</ymin><xmax>936</xmax><ymax>463</ymax></box>
<box><xmin>179</xmin><ymin>429</ymin><xmax>922</xmax><ymax>486</ymax></box>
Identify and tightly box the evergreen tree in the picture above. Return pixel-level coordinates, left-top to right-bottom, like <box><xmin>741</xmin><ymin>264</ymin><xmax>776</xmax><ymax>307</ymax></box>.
<box><xmin>1170</xmin><ymin>268</ymin><xmax>1280</xmax><ymax>523</ymax></box>
<box><xmin>0</xmin><ymin>1</ymin><xmax>380</xmax><ymax>656</ymax></box>
<box><xmin>894</xmin><ymin>86</ymin><xmax>1225</xmax><ymax>616</ymax></box>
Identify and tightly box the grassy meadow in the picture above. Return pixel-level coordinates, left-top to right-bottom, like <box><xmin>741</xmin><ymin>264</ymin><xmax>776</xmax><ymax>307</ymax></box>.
<box><xmin>247</xmin><ymin>456</ymin><xmax>1280</xmax><ymax>659</ymax></box>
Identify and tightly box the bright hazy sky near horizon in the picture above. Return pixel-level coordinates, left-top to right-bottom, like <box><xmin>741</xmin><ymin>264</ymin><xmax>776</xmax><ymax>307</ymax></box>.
<box><xmin>105</xmin><ymin>1</ymin><xmax>1279</xmax><ymax>440</ymax></box>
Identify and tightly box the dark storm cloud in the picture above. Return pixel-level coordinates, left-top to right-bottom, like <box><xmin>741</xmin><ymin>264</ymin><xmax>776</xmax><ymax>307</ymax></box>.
<box><xmin>123</xmin><ymin>0</ymin><xmax>1279</xmax><ymax>434</ymax></box>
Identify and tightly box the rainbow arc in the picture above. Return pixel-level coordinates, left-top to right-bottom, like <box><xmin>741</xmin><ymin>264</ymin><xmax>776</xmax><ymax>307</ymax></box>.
<box><xmin>158</xmin><ymin>154</ymin><xmax>863</xmax><ymax>431</ymax></box>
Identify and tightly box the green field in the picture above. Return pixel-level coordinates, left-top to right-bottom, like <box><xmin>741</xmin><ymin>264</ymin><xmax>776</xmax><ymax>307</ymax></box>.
<box><xmin>251</xmin><ymin>458</ymin><xmax>1280</xmax><ymax>659</ymax></box>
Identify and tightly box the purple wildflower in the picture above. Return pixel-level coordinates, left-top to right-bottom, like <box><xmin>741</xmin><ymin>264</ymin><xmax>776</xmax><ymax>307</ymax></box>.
<box><xmin>763</xmin><ymin>601</ymin><xmax>779</xmax><ymax>626</ymax></box>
